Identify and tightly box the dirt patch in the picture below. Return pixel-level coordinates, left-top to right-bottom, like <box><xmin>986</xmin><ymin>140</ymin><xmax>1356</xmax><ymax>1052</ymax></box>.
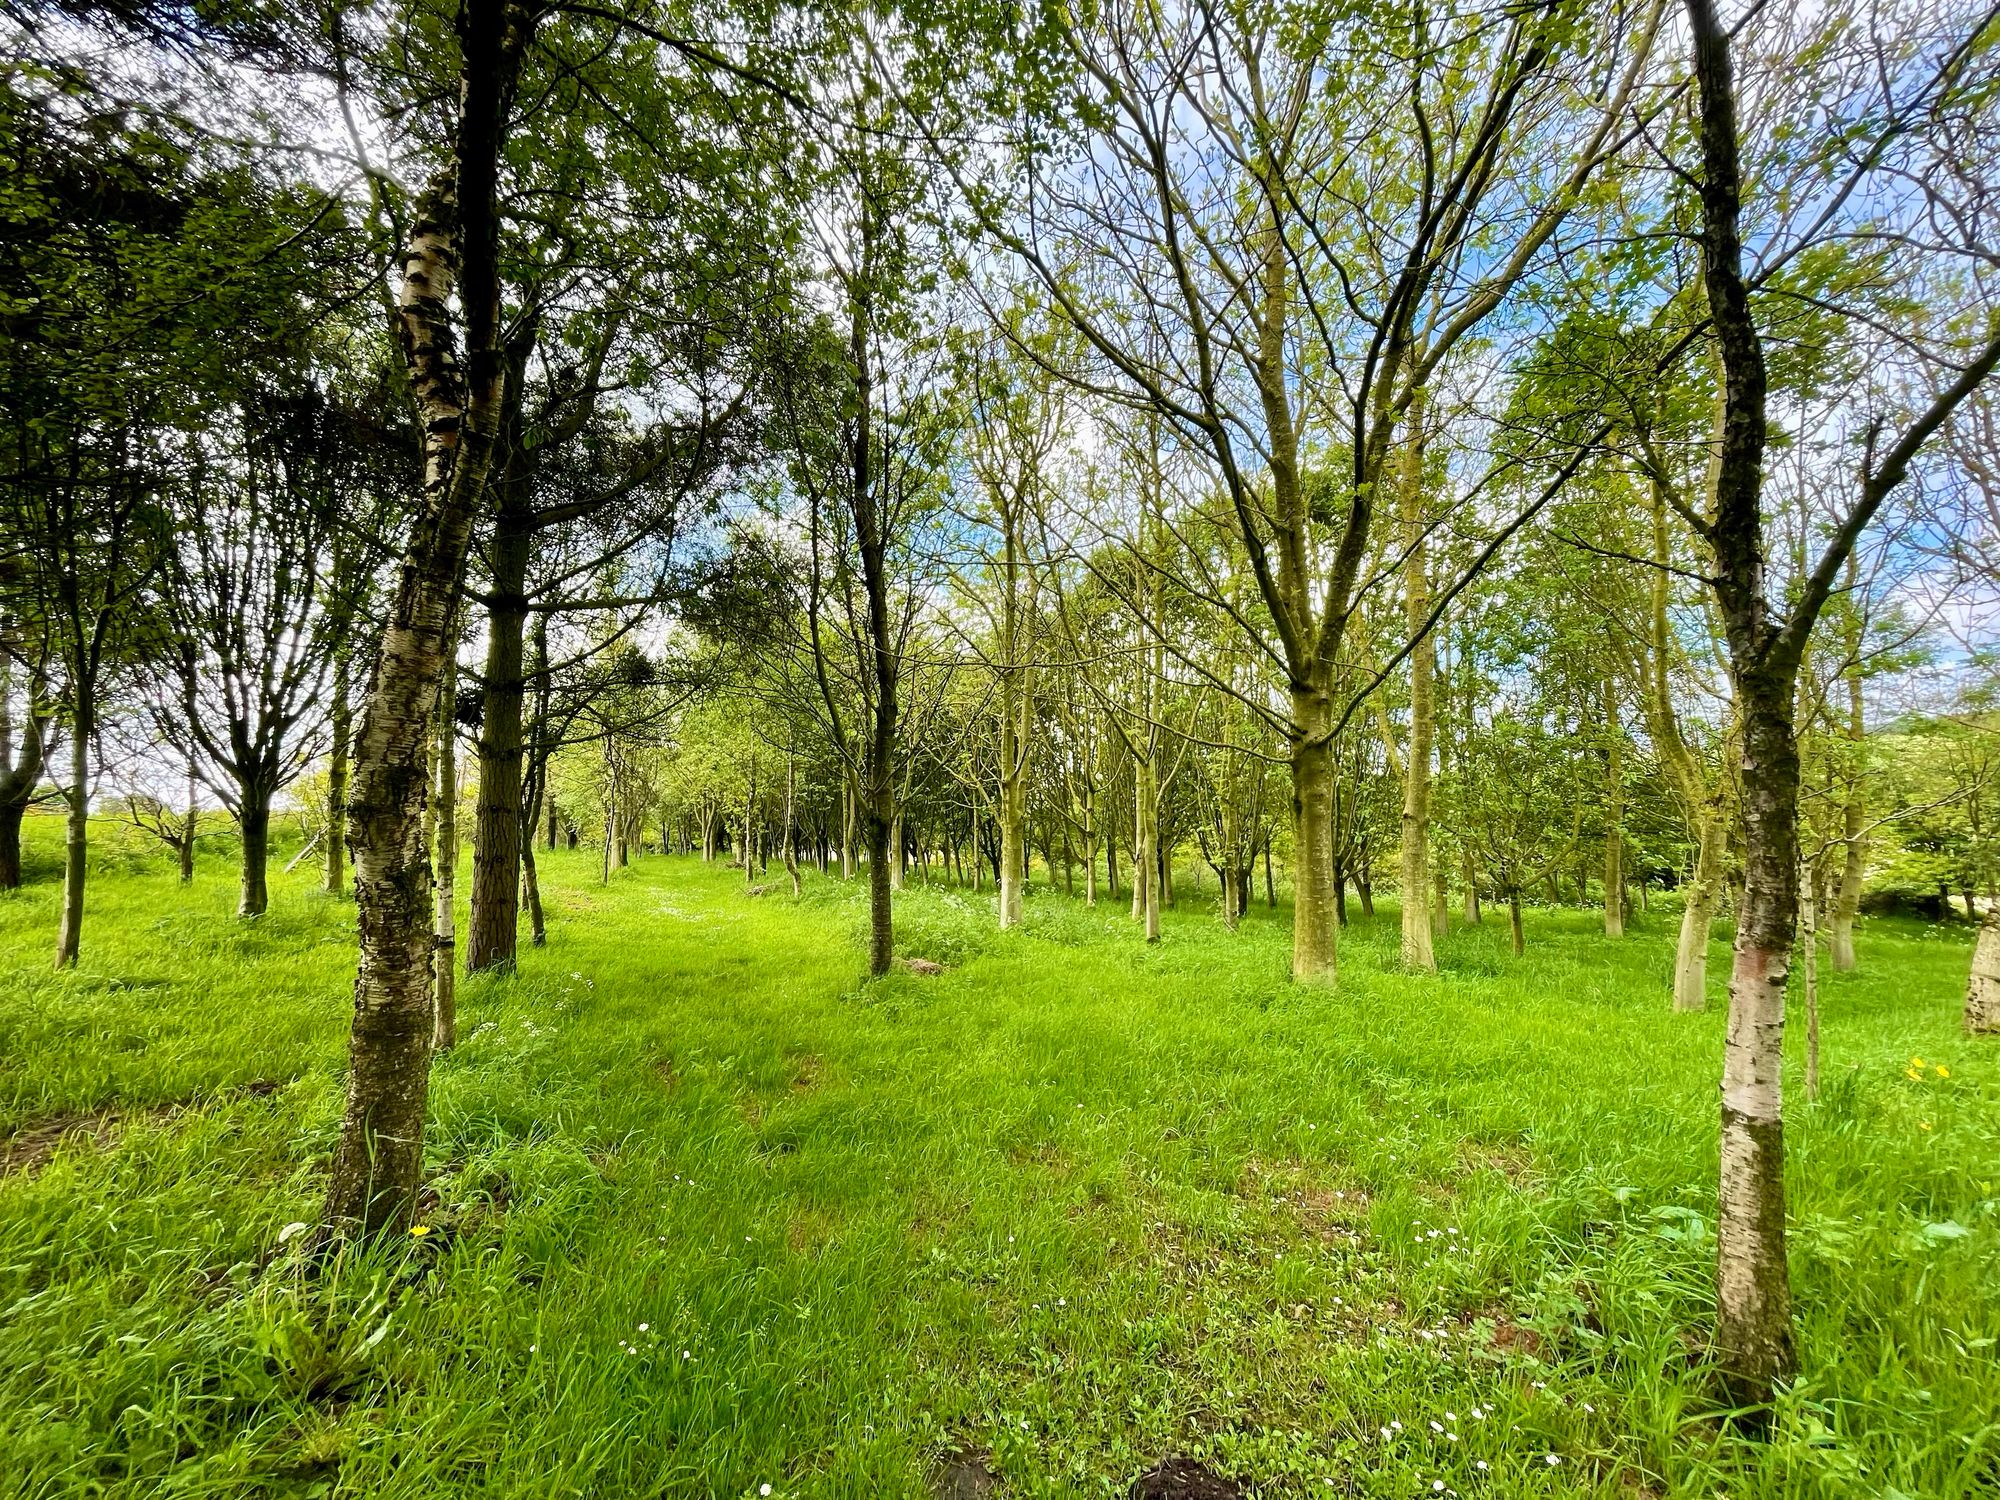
<box><xmin>0</xmin><ymin>1079</ymin><xmax>287</xmax><ymax>1180</ymax></box>
<box><xmin>899</xmin><ymin>956</ymin><xmax>946</xmax><ymax>976</ymax></box>
<box><xmin>1487</xmin><ymin>1315</ymin><xmax>1545</xmax><ymax>1358</ymax></box>
<box><xmin>935</xmin><ymin>1448</ymin><xmax>999</xmax><ymax>1499</ymax></box>
<box><xmin>786</xmin><ymin>1207</ymin><xmax>840</xmax><ymax>1255</ymax></box>
<box><xmin>789</xmin><ymin>1054</ymin><xmax>826</xmax><ymax>1092</ymax></box>
<box><xmin>1128</xmin><ymin>1458</ymin><xmax>1242</xmax><ymax>1499</ymax></box>
<box><xmin>653</xmin><ymin>1057</ymin><xmax>679</xmax><ymax>1089</ymax></box>
<box><xmin>0</xmin><ymin>1111</ymin><xmax>122</xmax><ymax>1177</ymax></box>
<box><xmin>1458</xmin><ymin>1138</ymin><xmax>1535</xmax><ymax>1184</ymax></box>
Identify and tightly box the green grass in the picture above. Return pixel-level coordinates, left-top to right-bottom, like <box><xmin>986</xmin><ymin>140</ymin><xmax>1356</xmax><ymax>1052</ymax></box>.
<box><xmin>1</xmin><ymin>816</ymin><xmax>1995</xmax><ymax>1499</ymax></box>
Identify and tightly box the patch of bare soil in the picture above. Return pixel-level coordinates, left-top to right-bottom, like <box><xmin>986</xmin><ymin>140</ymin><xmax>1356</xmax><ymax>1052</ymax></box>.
<box><xmin>935</xmin><ymin>1448</ymin><xmax>1000</xmax><ymax>1499</ymax></box>
<box><xmin>0</xmin><ymin>1079</ymin><xmax>287</xmax><ymax>1180</ymax></box>
<box><xmin>899</xmin><ymin>956</ymin><xmax>946</xmax><ymax>976</ymax></box>
<box><xmin>1128</xmin><ymin>1458</ymin><xmax>1243</xmax><ymax>1499</ymax></box>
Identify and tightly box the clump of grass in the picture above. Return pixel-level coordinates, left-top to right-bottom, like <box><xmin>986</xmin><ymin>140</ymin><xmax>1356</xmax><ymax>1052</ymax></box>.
<box><xmin>0</xmin><ymin>820</ymin><xmax>1994</xmax><ymax>1497</ymax></box>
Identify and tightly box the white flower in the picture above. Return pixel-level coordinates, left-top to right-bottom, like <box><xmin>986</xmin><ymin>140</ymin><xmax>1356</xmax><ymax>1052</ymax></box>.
<box><xmin>760</xmin><ymin>1487</ymin><xmax>772</xmax><ymax>1497</ymax></box>
<box><xmin>1545</xmin><ymin>1454</ymin><xmax>1561</xmax><ymax>1466</ymax></box>
<box><xmin>638</xmin><ymin>1323</ymin><xmax>648</xmax><ymax>1333</ymax></box>
<box><xmin>1430</xmin><ymin>1421</ymin><xmax>1444</xmax><ymax>1433</ymax></box>
<box><xmin>1432</xmin><ymin>1482</ymin><xmax>1445</xmax><ymax>1493</ymax></box>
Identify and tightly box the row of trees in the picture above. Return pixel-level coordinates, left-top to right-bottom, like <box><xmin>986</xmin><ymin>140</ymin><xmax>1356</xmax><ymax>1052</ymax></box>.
<box><xmin>5</xmin><ymin>0</ymin><xmax>1999</xmax><ymax>1419</ymax></box>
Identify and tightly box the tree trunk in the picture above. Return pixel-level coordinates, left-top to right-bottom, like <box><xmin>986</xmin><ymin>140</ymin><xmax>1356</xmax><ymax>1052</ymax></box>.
<box><xmin>325</xmin><ymin>7</ymin><xmax>529</xmax><ymax>1241</ymax></box>
<box><xmin>1288</xmin><ymin>704</ymin><xmax>1338</xmax><ymax>983</ymax></box>
<box><xmin>54</xmin><ymin>692</ymin><xmax>90</xmax><ymax>968</ymax></box>
<box><xmin>523</xmin><ymin>835</ymin><xmax>546</xmax><ymax>947</ymax></box>
<box><xmin>238</xmin><ymin>791</ymin><xmax>271</xmax><ymax>917</ymax></box>
<box><xmin>326</xmin><ymin>638</ymin><xmax>350</xmax><ymax>896</ymax></box>
<box><xmin>1966</xmin><ymin>909</ymin><xmax>2000</xmax><ymax>1033</ymax></box>
<box><xmin>433</xmin><ymin>649</ymin><xmax>459</xmax><ymax>1052</ymax></box>
<box><xmin>1604</xmin><ymin>677</ymin><xmax>1626</xmax><ymax>937</ymax></box>
<box><xmin>1399</xmin><ymin>401</ymin><xmax>1436</xmax><ymax>973</ymax></box>
<box><xmin>1715</xmin><ymin>696</ymin><xmax>1798</xmax><ymax>1407</ymax></box>
<box><xmin>866</xmin><ymin>787</ymin><xmax>894</xmax><ymax>976</ymax></box>
<box><xmin>1508</xmin><ymin>890</ymin><xmax>1524</xmax><ymax>956</ymax></box>
<box><xmin>466</xmin><ymin>521</ymin><xmax>529</xmax><ymax>973</ymax></box>
<box><xmin>1829</xmin><ymin>665</ymin><xmax>1865</xmax><ymax>970</ymax></box>
<box><xmin>0</xmin><ymin>801</ymin><xmax>23</xmax><ymax>890</ymax></box>
<box><xmin>1801</xmin><ymin>859</ymin><xmax>1821</xmax><ymax>1101</ymax></box>
<box><xmin>1675</xmin><ymin>813</ymin><xmax>1725</xmax><ymax>1013</ymax></box>
<box><xmin>999</xmin><ymin>761</ymin><xmax>1025</xmax><ymax>929</ymax></box>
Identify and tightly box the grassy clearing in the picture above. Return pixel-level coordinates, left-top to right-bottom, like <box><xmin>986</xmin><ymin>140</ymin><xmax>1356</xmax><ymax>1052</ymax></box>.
<box><xmin>0</xmin><ymin>818</ymin><xmax>1995</xmax><ymax>1499</ymax></box>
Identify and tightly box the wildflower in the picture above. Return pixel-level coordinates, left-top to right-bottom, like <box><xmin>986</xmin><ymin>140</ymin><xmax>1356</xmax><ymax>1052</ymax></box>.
<box><xmin>1475</xmin><ymin>1461</ymin><xmax>1488</xmax><ymax>1472</ymax></box>
<box><xmin>409</xmin><ymin>1224</ymin><xmax>432</xmax><ymax>1238</ymax></box>
<box><xmin>1432</xmin><ymin>1482</ymin><xmax>1445</xmax><ymax>1493</ymax></box>
<box><xmin>1936</xmin><ymin>1065</ymin><xmax>1950</xmax><ymax>1079</ymax></box>
<box><xmin>1920</xmin><ymin>1121</ymin><xmax>1933</xmax><ymax>1131</ymax></box>
<box><xmin>638</xmin><ymin>1323</ymin><xmax>648</xmax><ymax>1333</ymax></box>
<box><xmin>1430</xmin><ymin>1421</ymin><xmax>1444</xmax><ymax>1433</ymax></box>
<box><xmin>1906</xmin><ymin>1068</ymin><xmax>1923</xmax><ymax>1081</ymax></box>
<box><xmin>1545</xmin><ymin>1454</ymin><xmax>1561</xmax><ymax>1466</ymax></box>
<box><xmin>1913</xmin><ymin>1056</ymin><xmax>1925</xmax><ymax>1067</ymax></box>
<box><xmin>761</xmin><ymin>1487</ymin><xmax>773</xmax><ymax>1497</ymax></box>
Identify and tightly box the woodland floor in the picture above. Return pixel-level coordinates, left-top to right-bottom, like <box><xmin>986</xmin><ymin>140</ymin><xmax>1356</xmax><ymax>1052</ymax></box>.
<box><xmin>0</xmin><ymin>821</ymin><xmax>1995</xmax><ymax>1500</ymax></box>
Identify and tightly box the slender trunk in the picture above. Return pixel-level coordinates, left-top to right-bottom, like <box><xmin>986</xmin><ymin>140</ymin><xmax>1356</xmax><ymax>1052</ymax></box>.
<box><xmin>238</xmin><ymin>791</ymin><xmax>271</xmax><ymax>916</ymax></box>
<box><xmin>433</xmin><ymin>649</ymin><xmax>459</xmax><ymax>1051</ymax></box>
<box><xmin>866</xmin><ymin>778</ymin><xmax>894</xmax><ymax>976</ymax></box>
<box><xmin>325</xmin><ymin>5</ymin><xmax>528</xmax><ymax>1239</ymax></box>
<box><xmin>55</xmin><ymin>695</ymin><xmax>91</xmax><ymax>968</ymax></box>
<box><xmin>1830</xmin><ymin>661</ymin><xmax>1865</xmax><ymax>969</ymax></box>
<box><xmin>1289</xmin><ymin>703</ymin><xmax>1338</xmax><ymax>982</ymax></box>
<box><xmin>1135</xmin><ymin>756</ymin><xmax>1160</xmax><ymax>941</ymax></box>
<box><xmin>784</xmin><ymin>752</ymin><xmax>800</xmax><ymax>899</ymax></box>
<box><xmin>1966</xmin><ymin>909</ymin><xmax>2000</xmax><ymax>1033</ymax></box>
<box><xmin>1675</xmin><ymin>813</ymin><xmax>1725</xmax><ymax>1013</ymax></box>
<box><xmin>326</xmin><ymin>638</ymin><xmax>350</xmax><ymax>896</ymax></box>
<box><xmin>523</xmin><ymin>836</ymin><xmax>545</xmax><ymax>946</ymax></box>
<box><xmin>998</xmin><ymin>759</ymin><xmax>1025</xmax><ymax>929</ymax></box>
<box><xmin>1508</xmin><ymin>890</ymin><xmax>1524</xmax><ymax>956</ymax></box>
<box><xmin>888</xmin><ymin>807</ymin><xmax>905</xmax><ymax>892</ymax></box>
<box><xmin>1715</xmin><ymin>693</ymin><xmax>1799</xmax><ymax>1407</ymax></box>
<box><xmin>1801</xmin><ymin>859</ymin><xmax>1820</xmax><ymax>1102</ymax></box>
<box><xmin>466</xmin><ymin>521</ymin><xmax>528</xmax><ymax>973</ymax></box>
<box><xmin>179</xmin><ymin>761</ymin><xmax>197</xmax><ymax>884</ymax></box>
<box><xmin>0</xmin><ymin>802</ymin><xmax>24</xmax><ymax>889</ymax></box>
<box><xmin>1604</xmin><ymin>677</ymin><xmax>1626</xmax><ymax>937</ymax></box>
<box><xmin>1461</xmin><ymin>849</ymin><xmax>1480</xmax><ymax>924</ymax></box>
<box><xmin>840</xmin><ymin>777</ymin><xmax>856</xmax><ymax>879</ymax></box>
<box><xmin>1399</xmin><ymin>400</ymin><xmax>1436</xmax><ymax>972</ymax></box>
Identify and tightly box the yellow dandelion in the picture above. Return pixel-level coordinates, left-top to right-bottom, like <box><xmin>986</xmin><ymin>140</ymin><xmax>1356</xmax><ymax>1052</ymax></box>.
<box><xmin>1906</xmin><ymin>1068</ymin><xmax>1923</xmax><ymax>1081</ymax></box>
<box><xmin>1912</xmin><ymin>1056</ymin><xmax>1926</xmax><ymax>1068</ymax></box>
<box><xmin>1935</xmin><ymin>1065</ymin><xmax>1950</xmax><ymax>1079</ymax></box>
<box><xmin>1919</xmin><ymin>1121</ymin><xmax>1933</xmax><ymax>1131</ymax></box>
<box><xmin>409</xmin><ymin>1224</ymin><xmax>432</xmax><ymax>1237</ymax></box>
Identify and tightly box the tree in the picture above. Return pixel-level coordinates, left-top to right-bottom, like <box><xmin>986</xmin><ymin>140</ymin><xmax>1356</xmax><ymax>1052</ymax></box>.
<box><xmin>965</xmin><ymin>0</ymin><xmax>1664</xmax><ymax>981</ymax></box>
<box><xmin>323</xmin><ymin>0</ymin><xmax>537</xmax><ymax>1240</ymax></box>
<box><xmin>1678</xmin><ymin>0</ymin><xmax>2000</xmax><ymax>1408</ymax></box>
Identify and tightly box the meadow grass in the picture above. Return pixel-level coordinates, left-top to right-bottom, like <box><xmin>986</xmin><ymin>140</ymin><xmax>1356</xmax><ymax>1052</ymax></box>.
<box><xmin>0</xmin><ymin>816</ymin><xmax>1995</xmax><ymax>1499</ymax></box>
